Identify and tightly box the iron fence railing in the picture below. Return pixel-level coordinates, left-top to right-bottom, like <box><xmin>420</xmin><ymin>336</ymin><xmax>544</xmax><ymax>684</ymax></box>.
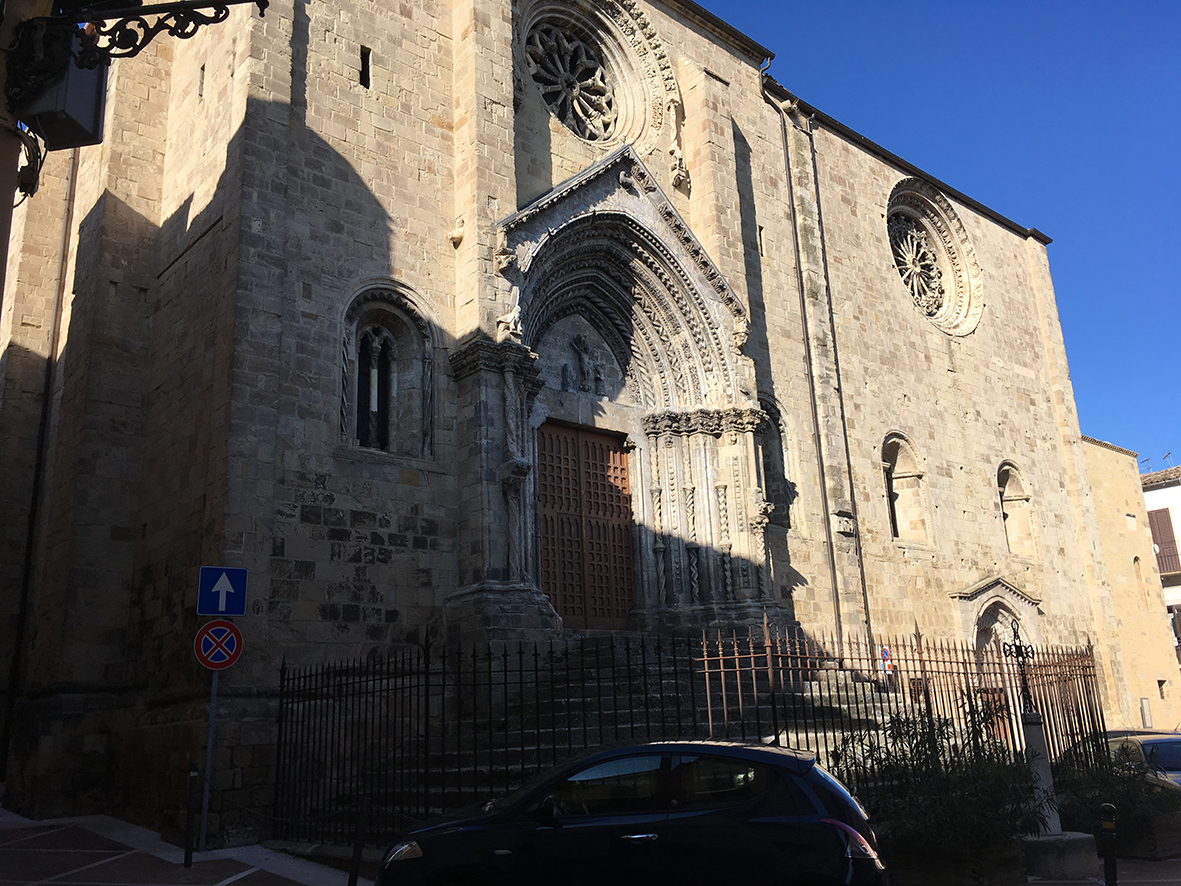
<box><xmin>273</xmin><ymin>624</ymin><xmax>1105</xmax><ymax>844</ymax></box>
<box><xmin>697</xmin><ymin>621</ymin><xmax>1107</xmax><ymax>788</ymax></box>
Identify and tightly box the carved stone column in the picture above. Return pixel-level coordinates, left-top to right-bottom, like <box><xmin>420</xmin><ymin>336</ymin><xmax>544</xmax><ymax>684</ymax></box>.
<box><xmin>638</xmin><ymin>408</ymin><xmax>790</xmax><ymax>627</ymax></box>
<box><xmin>445</xmin><ymin>338</ymin><xmax>558</xmax><ymax>643</ymax></box>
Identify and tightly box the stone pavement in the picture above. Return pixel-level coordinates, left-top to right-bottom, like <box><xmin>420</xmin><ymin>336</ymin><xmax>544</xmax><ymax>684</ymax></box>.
<box><xmin>1026</xmin><ymin>856</ymin><xmax>1181</xmax><ymax>885</ymax></box>
<box><xmin>5</xmin><ymin>802</ymin><xmax>1180</xmax><ymax>886</ymax></box>
<box><xmin>0</xmin><ymin>807</ymin><xmax>373</xmax><ymax>886</ymax></box>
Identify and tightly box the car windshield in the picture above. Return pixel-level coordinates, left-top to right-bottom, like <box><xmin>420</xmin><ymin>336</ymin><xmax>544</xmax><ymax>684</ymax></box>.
<box><xmin>1140</xmin><ymin>740</ymin><xmax>1181</xmax><ymax>771</ymax></box>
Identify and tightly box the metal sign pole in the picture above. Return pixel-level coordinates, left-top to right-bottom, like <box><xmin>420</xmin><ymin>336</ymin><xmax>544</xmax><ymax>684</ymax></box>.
<box><xmin>199</xmin><ymin>669</ymin><xmax>218</xmax><ymax>851</ymax></box>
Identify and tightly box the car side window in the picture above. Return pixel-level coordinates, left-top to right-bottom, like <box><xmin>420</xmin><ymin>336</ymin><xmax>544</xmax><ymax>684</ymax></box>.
<box><xmin>548</xmin><ymin>754</ymin><xmax>666</xmax><ymax>816</ymax></box>
<box><xmin>1142</xmin><ymin>740</ymin><xmax>1181</xmax><ymax>771</ymax></box>
<box><xmin>669</xmin><ymin>755</ymin><xmax>770</xmax><ymax>809</ymax></box>
<box><xmin>1110</xmin><ymin>739</ymin><xmax>1145</xmax><ymax>765</ymax></box>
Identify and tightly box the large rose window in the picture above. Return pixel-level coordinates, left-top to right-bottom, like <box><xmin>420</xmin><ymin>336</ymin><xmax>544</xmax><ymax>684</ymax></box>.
<box><xmin>888</xmin><ymin>214</ymin><xmax>945</xmax><ymax>317</ymax></box>
<box><xmin>885</xmin><ymin>179</ymin><xmax>984</xmax><ymax>336</ymax></box>
<box><xmin>525</xmin><ymin>25</ymin><xmax>617</xmax><ymax>141</ymax></box>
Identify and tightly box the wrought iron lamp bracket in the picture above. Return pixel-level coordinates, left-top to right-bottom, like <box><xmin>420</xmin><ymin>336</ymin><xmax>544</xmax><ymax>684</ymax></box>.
<box><xmin>69</xmin><ymin>0</ymin><xmax>267</xmax><ymax>67</ymax></box>
<box><xmin>6</xmin><ymin>0</ymin><xmax>266</xmax><ymax>113</ymax></box>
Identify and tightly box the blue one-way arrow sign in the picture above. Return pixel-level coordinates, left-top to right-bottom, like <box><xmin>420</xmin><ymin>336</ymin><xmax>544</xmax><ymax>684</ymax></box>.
<box><xmin>197</xmin><ymin>566</ymin><xmax>248</xmax><ymax>617</ymax></box>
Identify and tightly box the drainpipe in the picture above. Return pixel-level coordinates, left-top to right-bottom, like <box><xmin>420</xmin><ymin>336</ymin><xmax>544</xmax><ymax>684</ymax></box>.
<box><xmin>799</xmin><ymin>108</ymin><xmax>876</xmax><ymax>654</ymax></box>
<box><xmin>2</xmin><ymin>146</ymin><xmax>79</xmax><ymax>778</ymax></box>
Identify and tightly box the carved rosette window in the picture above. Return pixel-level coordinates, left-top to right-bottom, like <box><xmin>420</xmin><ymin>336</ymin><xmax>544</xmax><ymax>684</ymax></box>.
<box><xmin>889</xmin><ymin>214</ymin><xmax>944</xmax><ymax>317</ymax></box>
<box><xmin>515</xmin><ymin>1</ymin><xmax>683</xmax><ymax>154</ymax></box>
<box><xmin>886</xmin><ymin>178</ymin><xmax>984</xmax><ymax>336</ymax></box>
<box><xmin>525</xmin><ymin>25</ymin><xmax>617</xmax><ymax>141</ymax></box>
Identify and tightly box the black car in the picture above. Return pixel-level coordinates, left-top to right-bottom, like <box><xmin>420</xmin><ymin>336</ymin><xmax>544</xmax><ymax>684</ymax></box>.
<box><xmin>376</xmin><ymin>741</ymin><xmax>888</xmax><ymax>886</ymax></box>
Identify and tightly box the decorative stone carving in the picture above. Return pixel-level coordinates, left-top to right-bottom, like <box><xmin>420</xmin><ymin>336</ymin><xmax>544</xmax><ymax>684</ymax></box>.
<box><xmin>500</xmin><ymin>457</ymin><xmax>533</xmax><ymax>581</ymax></box>
<box><xmin>450</xmin><ymin>338</ymin><xmax>538</xmax><ymax>381</ymax></box>
<box><xmin>832</xmin><ymin>511</ymin><xmax>858</xmax><ymax>538</ymax></box>
<box><xmin>516</xmin><ymin>1</ymin><xmax>682</xmax><ymax>155</ymax></box>
<box><xmin>525</xmin><ymin>25</ymin><xmax>618</xmax><ymax>141</ymax></box>
<box><xmin>496</xmin><ymin>287</ymin><xmax>523</xmax><ymax>342</ymax></box>
<box><xmin>888</xmin><ymin>214</ymin><xmax>944</xmax><ymax>316</ymax></box>
<box><xmin>886</xmin><ymin>178</ymin><xmax>984</xmax><ymax>336</ymax></box>
<box><xmin>641</xmin><ymin>407</ymin><xmax>767</xmax><ymax>437</ymax></box>
<box><xmin>499</xmin><ymin>148</ymin><xmax>755</xmax><ymax>415</ymax></box>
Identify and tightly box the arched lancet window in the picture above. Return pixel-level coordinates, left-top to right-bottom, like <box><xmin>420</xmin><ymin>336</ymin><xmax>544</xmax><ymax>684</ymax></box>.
<box><xmin>998</xmin><ymin>463</ymin><xmax>1036</xmax><ymax>557</ymax></box>
<box><xmin>1134</xmin><ymin>556</ymin><xmax>1148</xmax><ymax>609</ymax></box>
<box><xmin>757</xmin><ymin>401</ymin><xmax>794</xmax><ymax>530</ymax></box>
<box><xmin>882</xmin><ymin>434</ymin><xmax>927</xmax><ymax>542</ymax></box>
<box><xmin>356</xmin><ymin>326</ymin><xmax>396</xmax><ymax>450</ymax></box>
<box><xmin>343</xmin><ymin>289</ymin><xmax>433</xmax><ymax>457</ymax></box>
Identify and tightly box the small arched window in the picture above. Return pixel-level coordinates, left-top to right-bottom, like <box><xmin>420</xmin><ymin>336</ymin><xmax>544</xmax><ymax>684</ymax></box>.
<box><xmin>1134</xmin><ymin>557</ymin><xmax>1148</xmax><ymax>609</ymax></box>
<box><xmin>883</xmin><ymin>434</ymin><xmax>927</xmax><ymax>542</ymax></box>
<box><xmin>998</xmin><ymin>463</ymin><xmax>1036</xmax><ymax>557</ymax></box>
<box><xmin>343</xmin><ymin>288</ymin><xmax>433</xmax><ymax>457</ymax></box>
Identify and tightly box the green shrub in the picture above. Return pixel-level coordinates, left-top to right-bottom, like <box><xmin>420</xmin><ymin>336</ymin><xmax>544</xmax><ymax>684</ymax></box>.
<box><xmin>832</xmin><ymin>707</ymin><xmax>1045</xmax><ymax>858</ymax></box>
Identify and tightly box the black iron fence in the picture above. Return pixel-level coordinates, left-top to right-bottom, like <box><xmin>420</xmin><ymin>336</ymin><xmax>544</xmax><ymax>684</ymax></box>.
<box><xmin>273</xmin><ymin>624</ymin><xmax>1106</xmax><ymax>844</ymax></box>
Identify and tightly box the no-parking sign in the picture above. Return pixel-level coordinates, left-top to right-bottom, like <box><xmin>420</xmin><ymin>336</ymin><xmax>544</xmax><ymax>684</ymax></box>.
<box><xmin>194</xmin><ymin>620</ymin><xmax>243</xmax><ymax>670</ymax></box>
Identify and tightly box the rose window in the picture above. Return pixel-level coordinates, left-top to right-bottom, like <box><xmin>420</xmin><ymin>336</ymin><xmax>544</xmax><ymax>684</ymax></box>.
<box><xmin>888</xmin><ymin>214</ymin><xmax>945</xmax><ymax>317</ymax></box>
<box><xmin>525</xmin><ymin>25</ymin><xmax>617</xmax><ymax>141</ymax></box>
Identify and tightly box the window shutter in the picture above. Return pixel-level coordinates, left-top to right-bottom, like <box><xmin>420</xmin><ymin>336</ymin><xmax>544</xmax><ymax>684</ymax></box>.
<box><xmin>1149</xmin><ymin>508</ymin><xmax>1181</xmax><ymax>574</ymax></box>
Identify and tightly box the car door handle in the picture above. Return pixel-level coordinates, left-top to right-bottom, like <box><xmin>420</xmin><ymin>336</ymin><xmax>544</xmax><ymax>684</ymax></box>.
<box><xmin>621</xmin><ymin>833</ymin><xmax>659</xmax><ymax>843</ymax></box>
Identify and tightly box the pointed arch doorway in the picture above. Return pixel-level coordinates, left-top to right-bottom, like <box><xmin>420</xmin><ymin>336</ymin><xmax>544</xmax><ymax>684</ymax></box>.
<box><xmin>537</xmin><ymin>423</ymin><xmax>634</xmax><ymax>630</ymax></box>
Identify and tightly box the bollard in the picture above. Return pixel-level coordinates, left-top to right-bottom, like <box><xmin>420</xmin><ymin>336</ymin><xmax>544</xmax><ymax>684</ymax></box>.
<box><xmin>184</xmin><ymin>763</ymin><xmax>199</xmax><ymax>868</ymax></box>
<box><xmin>1100</xmin><ymin>802</ymin><xmax>1117</xmax><ymax>886</ymax></box>
<box><xmin>348</xmin><ymin>796</ymin><xmax>371</xmax><ymax>886</ymax></box>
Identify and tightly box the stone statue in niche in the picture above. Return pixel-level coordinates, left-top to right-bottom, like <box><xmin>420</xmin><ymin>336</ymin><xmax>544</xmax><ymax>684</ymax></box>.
<box><xmin>561</xmin><ymin>334</ymin><xmax>606</xmax><ymax>396</ymax></box>
<box><xmin>572</xmin><ymin>334</ymin><xmax>592</xmax><ymax>391</ymax></box>
<box><xmin>559</xmin><ymin>335</ymin><xmax>609</xmax><ymax>396</ymax></box>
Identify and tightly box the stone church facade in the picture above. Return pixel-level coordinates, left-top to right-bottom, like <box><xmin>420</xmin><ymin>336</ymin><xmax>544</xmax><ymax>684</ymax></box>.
<box><xmin>1</xmin><ymin>0</ymin><xmax>1168</xmax><ymax>834</ymax></box>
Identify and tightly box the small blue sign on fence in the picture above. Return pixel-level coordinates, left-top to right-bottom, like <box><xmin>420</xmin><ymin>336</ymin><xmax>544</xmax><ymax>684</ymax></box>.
<box><xmin>197</xmin><ymin>566</ymin><xmax>248</xmax><ymax>617</ymax></box>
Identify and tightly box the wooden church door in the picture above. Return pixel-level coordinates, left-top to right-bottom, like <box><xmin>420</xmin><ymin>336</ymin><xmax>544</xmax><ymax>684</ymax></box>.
<box><xmin>537</xmin><ymin>424</ymin><xmax>634</xmax><ymax>630</ymax></box>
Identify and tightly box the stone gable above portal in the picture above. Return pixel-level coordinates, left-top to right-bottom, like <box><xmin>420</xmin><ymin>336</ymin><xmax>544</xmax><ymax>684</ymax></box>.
<box><xmin>496</xmin><ymin>146</ymin><xmax>755</xmax><ymax>414</ymax></box>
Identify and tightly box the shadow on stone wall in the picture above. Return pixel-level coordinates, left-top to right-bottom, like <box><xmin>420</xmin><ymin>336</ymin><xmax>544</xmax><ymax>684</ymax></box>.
<box><xmin>2</xmin><ymin>79</ymin><xmax>440</xmax><ymax>842</ymax></box>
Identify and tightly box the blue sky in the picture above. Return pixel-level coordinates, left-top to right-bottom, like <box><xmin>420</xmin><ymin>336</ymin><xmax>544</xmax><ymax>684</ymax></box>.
<box><xmin>696</xmin><ymin>0</ymin><xmax>1180</xmax><ymax>472</ymax></box>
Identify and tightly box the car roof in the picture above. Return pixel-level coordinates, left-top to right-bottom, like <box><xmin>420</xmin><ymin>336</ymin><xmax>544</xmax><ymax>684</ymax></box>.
<box><xmin>588</xmin><ymin>740</ymin><xmax>817</xmax><ymax>774</ymax></box>
<box><xmin>1108</xmin><ymin>731</ymin><xmax>1181</xmax><ymax>741</ymax></box>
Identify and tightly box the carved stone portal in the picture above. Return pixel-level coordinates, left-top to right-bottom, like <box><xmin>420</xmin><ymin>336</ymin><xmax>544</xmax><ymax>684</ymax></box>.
<box><xmin>496</xmin><ymin>148</ymin><xmax>786</xmax><ymax>629</ymax></box>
